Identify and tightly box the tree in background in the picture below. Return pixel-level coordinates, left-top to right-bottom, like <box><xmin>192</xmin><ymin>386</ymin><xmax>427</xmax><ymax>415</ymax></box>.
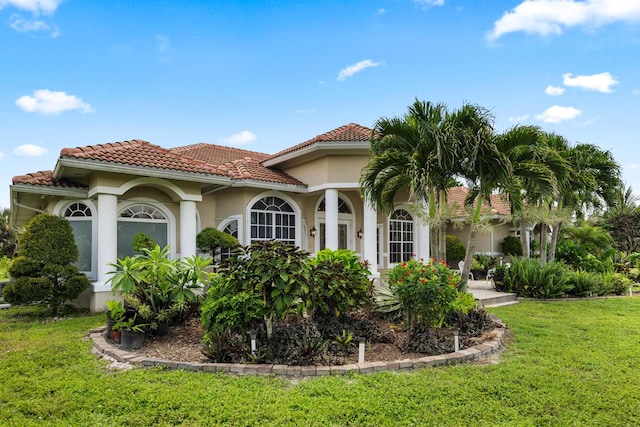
<box><xmin>2</xmin><ymin>214</ymin><xmax>89</xmax><ymax>315</ymax></box>
<box><xmin>196</xmin><ymin>227</ymin><xmax>239</xmax><ymax>258</ymax></box>
<box><xmin>0</xmin><ymin>208</ymin><xmax>18</xmax><ymax>258</ymax></box>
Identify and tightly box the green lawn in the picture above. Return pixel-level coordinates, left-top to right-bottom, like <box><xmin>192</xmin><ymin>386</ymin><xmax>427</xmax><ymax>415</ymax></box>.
<box><xmin>1</xmin><ymin>299</ymin><xmax>640</xmax><ymax>426</ymax></box>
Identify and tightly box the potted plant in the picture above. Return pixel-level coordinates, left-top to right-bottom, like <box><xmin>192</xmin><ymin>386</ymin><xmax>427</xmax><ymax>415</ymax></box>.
<box><xmin>493</xmin><ymin>265</ymin><xmax>508</xmax><ymax>292</ymax></box>
<box><xmin>106</xmin><ymin>299</ymin><xmax>125</xmax><ymax>340</ymax></box>
<box><xmin>119</xmin><ymin>315</ymin><xmax>148</xmax><ymax>350</ymax></box>
<box><xmin>107</xmin><ymin>245</ymin><xmax>212</xmax><ymax>335</ymax></box>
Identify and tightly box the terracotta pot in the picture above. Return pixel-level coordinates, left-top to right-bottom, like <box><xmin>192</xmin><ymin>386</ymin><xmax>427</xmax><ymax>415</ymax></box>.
<box><xmin>111</xmin><ymin>330</ymin><xmax>121</xmax><ymax>343</ymax></box>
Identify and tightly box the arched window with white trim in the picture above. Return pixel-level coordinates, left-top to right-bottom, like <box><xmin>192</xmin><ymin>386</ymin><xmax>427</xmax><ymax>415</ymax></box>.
<box><xmin>218</xmin><ymin>216</ymin><xmax>241</xmax><ymax>260</ymax></box>
<box><xmin>64</xmin><ymin>202</ymin><xmax>94</xmax><ymax>275</ymax></box>
<box><xmin>389</xmin><ymin>208</ymin><xmax>413</xmax><ymax>264</ymax></box>
<box><xmin>250</xmin><ymin>196</ymin><xmax>296</xmax><ymax>245</ymax></box>
<box><xmin>117</xmin><ymin>203</ymin><xmax>168</xmax><ymax>259</ymax></box>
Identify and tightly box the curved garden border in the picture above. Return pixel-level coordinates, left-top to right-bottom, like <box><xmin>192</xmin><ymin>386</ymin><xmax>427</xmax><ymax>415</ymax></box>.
<box><xmin>88</xmin><ymin>314</ymin><xmax>507</xmax><ymax>377</ymax></box>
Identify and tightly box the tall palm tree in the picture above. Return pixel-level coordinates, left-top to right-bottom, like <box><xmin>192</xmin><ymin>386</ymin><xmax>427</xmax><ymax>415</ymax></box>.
<box><xmin>361</xmin><ymin>99</ymin><xmax>457</xmax><ymax>261</ymax></box>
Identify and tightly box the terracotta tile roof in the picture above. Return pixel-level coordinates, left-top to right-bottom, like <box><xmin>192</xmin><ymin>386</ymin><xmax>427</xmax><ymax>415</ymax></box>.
<box><xmin>60</xmin><ymin>140</ymin><xmax>233</xmax><ymax>177</ymax></box>
<box><xmin>447</xmin><ymin>186</ymin><xmax>510</xmax><ymax>216</ymax></box>
<box><xmin>171</xmin><ymin>143</ymin><xmax>270</xmax><ymax>165</ymax></box>
<box><xmin>265</xmin><ymin>123</ymin><xmax>372</xmax><ymax>162</ymax></box>
<box><xmin>12</xmin><ymin>170</ymin><xmax>87</xmax><ymax>190</ymax></box>
<box><xmin>225</xmin><ymin>158</ymin><xmax>305</xmax><ymax>186</ymax></box>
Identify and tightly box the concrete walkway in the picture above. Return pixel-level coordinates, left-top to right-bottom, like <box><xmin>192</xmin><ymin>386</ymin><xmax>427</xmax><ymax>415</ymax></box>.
<box><xmin>467</xmin><ymin>279</ymin><xmax>518</xmax><ymax>308</ymax></box>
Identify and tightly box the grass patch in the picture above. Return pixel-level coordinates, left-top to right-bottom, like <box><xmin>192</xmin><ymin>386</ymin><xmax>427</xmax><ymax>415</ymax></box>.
<box><xmin>2</xmin><ymin>300</ymin><xmax>640</xmax><ymax>425</ymax></box>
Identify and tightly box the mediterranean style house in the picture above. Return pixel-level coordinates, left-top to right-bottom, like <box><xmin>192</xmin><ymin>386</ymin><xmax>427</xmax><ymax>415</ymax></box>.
<box><xmin>9</xmin><ymin>123</ymin><xmax>516</xmax><ymax>311</ymax></box>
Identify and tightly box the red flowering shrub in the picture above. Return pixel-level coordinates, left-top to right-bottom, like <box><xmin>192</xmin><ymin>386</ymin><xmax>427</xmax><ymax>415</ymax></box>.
<box><xmin>387</xmin><ymin>258</ymin><xmax>461</xmax><ymax>327</ymax></box>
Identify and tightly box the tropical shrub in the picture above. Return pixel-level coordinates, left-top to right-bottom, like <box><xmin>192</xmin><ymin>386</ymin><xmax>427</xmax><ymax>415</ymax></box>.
<box><xmin>501</xmin><ymin>235</ymin><xmax>523</xmax><ymax>257</ymax></box>
<box><xmin>0</xmin><ymin>256</ymin><xmax>13</xmax><ymax>280</ymax></box>
<box><xmin>108</xmin><ymin>245</ymin><xmax>212</xmax><ymax>329</ymax></box>
<box><xmin>599</xmin><ymin>272</ymin><xmax>632</xmax><ymax>296</ymax></box>
<box><xmin>504</xmin><ymin>258</ymin><xmax>572</xmax><ymax>298</ymax></box>
<box><xmin>132</xmin><ymin>232</ymin><xmax>156</xmax><ymax>253</ymax></box>
<box><xmin>202</xmin><ymin>240</ymin><xmax>312</xmax><ymax>341</ymax></box>
<box><xmin>446</xmin><ymin>235</ymin><xmax>465</xmax><ymax>264</ymax></box>
<box><xmin>568</xmin><ymin>270</ymin><xmax>601</xmax><ymax>297</ymax></box>
<box><xmin>307</xmin><ymin>249</ymin><xmax>371</xmax><ymax>317</ymax></box>
<box><xmin>3</xmin><ymin>214</ymin><xmax>89</xmax><ymax>315</ymax></box>
<box><xmin>387</xmin><ymin>258</ymin><xmax>460</xmax><ymax>327</ymax></box>
<box><xmin>196</xmin><ymin>227</ymin><xmax>239</xmax><ymax>258</ymax></box>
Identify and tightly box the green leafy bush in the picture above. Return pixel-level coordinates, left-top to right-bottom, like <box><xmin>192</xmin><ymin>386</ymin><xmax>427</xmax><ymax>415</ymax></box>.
<box><xmin>108</xmin><ymin>245</ymin><xmax>212</xmax><ymax>329</ymax></box>
<box><xmin>568</xmin><ymin>270</ymin><xmax>601</xmax><ymax>297</ymax></box>
<box><xmin>446</xmin><ymin>235</ymin><xmax>465</xmax><ymax>264</ymax></box>
<box><xmin>386</xmin><ymin>258</ymin><xmax>460</xmax><ymax>327</ymax></box>
<box><xmin>3</xmin><ymin>214</ymin><xmax>89</xmax><ymax>315</ymax></box>
<box><xmin>202</xmin><ymin>240</ymin><xmax>311</xmax><ymax>341</ymax></box>
<box><xmin>132</xmin><ymin>232</ymin><xmax>156</xmax><ymax>253</ymax></box>
<box><xmin>504</xmin><ymin>258</ymin><xmax>572</xmax><ymax>298</ymax></box>
<box><xmin>501</xmin><ymin>235</ymin><xmax>523</xmax><ymax>257</ymax></box>
<box><xmin>307</xmin><ymin>249</ymin><xmax>371</xmax><ymax>317</ymax></box>
<box><xmin>599</xmin><ymin>272</ymin><xmax>632</xmax><ymax>296</ymax></box>
<box><xmin>196</xmin><ymin>227</ymin><xmax>239</xmax><ymax>257</ymax></box>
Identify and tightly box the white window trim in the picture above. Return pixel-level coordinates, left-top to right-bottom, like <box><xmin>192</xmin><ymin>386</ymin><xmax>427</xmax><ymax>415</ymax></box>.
<box><xmin>387</xmin><ymin>206</ymin><xmax>415</xmax><ymax>267</ymax></box>
<box><xmin>54</xmin><ymin>199</ymin><xmax>98</xmax><ymax>280</ymax></box>
<box><xmin>313</xmin><ymin>192</ymin><xmax>357</xmax><ymax>253</ymax></box>
<box><xmin>245</xmin><ymin>191</ymin><xmax>301</xmax><ymax>247</ymax></box>
<box><xmin>117</xmin><ymin>200</ymin><xmax>177</xmax><ymax>258</ymax></box>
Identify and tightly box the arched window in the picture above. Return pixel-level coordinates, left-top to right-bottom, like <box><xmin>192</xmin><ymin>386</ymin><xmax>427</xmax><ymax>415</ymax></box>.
<box><xmin>64</xmin><ymin>202</ymin><xmax>93</xmax><ymax>274</ymax></box>
<box><xmin>389</xmin><ymin>209</ymin><xmax>413</xmax><ymax>263</ymax></box>
<box><xmin>117</xmin><ymin>203</ymin><xmax>168</xmax><ymax>259</ymax></box>
<box><xmin>219</xmin><ymin>218</ymin><xmax>239</xmax><ymax>260</ymax></box>
<box><xmin>317</xmin><ymin>198</ymin><xmax>352</xmax><ymax>214</ymax></box>
<box><xmin>250</xmin><ymin>196</ymin><xmax>296</xmax><ymax>245</ymax></box>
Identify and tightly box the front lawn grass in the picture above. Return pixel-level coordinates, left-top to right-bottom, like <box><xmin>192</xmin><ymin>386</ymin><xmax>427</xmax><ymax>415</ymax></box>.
<box><xmin>1</xmin><ymin>299</ymin><xmax>640</xmax><ymax>426</ymax></box>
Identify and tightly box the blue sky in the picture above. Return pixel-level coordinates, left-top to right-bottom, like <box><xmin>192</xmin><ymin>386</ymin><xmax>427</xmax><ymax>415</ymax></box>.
<box><xmin>2</xmin><ymin>0</ymin><xmax>640</xmax><ymax>209</ymax></box>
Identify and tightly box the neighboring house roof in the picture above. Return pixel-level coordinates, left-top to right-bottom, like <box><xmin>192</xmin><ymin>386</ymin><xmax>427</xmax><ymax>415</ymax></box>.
<box><xmin>447</xmin><ymin>186</ymin><xmax>511</xmax><ymax>216</ymax></box>
<box><xmin>264</xmin><ymin>123</ymin><xmax>372</xmax><ymax>163</ymax></box>
<box><xmin>12</xmin><ymin>170</ymin><xmax>87</xmax><ymax>190</ymax></box>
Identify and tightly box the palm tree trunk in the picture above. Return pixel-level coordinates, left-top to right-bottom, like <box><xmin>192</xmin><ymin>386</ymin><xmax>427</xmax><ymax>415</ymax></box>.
<box><xmin>437</xmin><ymin>189</ymin><xmax>447</xmax><ymax>261</ymax></box>
<box><xmin>519</xmin><ymin>218</ymin><xmax>529</xmax><ymax>259</ymax></box>
<box><xmin>539</xmin><ymin>222</ymin><xmax>548</xmax><ymax>266</ymax></box>
<box><xmin>461</xmin><ymin>196</ymin><xmax>483</xmax><ymax>291</ymax></box>
<box><xmin>548</xmin><ymin>222</ymin><xmax>562</xmax><ymax>263</ymax></box>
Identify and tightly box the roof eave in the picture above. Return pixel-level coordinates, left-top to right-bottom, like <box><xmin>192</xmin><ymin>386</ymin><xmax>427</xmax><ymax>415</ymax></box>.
<box><xmin>10</xmin><ymin>183</ymin><xmax>88</xmax><ymax>199</ymax></box>
<box><xmin>230</xmin><ymin>179</ymin><xmax>307</xmax><ymax>193</ymax></box>
<box><xmin>55</xmin><ymin>157</ymin><xmax>233</xmax><ymax>185</ymax></box>
<box><xmin>262</xmin><ymin>141</ymin><xmax>369</xmax><ymax>168</ymax></box>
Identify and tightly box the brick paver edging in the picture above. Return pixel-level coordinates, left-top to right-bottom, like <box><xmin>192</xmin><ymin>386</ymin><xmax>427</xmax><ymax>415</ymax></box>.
<box><xmin>88</xmin><ymin>315</ymin><xmax>507</xmax><ymax>377</ymax></box>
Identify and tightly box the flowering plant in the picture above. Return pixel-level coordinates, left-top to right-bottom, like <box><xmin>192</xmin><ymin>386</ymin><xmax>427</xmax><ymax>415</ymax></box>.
<box><xmin>387</xmin><ymin>258</ymin><xmax>461</xmax><ymax>327</ymax></box>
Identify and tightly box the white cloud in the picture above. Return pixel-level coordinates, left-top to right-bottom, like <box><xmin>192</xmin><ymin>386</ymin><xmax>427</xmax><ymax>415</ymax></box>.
<box><xmin>0</xmin><ymin>0</ymin><xmax>62</xmax><ymax>15</ymax></box>
<box><xmin>156</xmin><ymin>35</ymin><xmax>170</xmax><ymax>52</ymax></box>
<box><xmin>633</xmin><ymin>89</ymin><xmax>640</xmax><ymax>95</ymax></box>
<box><xmin>375</xmin><ymin>8</ymin><xmax>385</xmax><ymax>15</ymax></box>
<box><xmin>13</xmin><ymin>144</ymin><xmax>47</xmax><ymax>156</ymax></box>
<box><xmin>545</xmin><ymin>85</ymin><xmax>565</xmax><ymax>95</ymax></box>
<box><xmin>9</xmin><ymin>14</ymin><xmax>59</xmax><ymax>36</ymax></box>
<box><xmin>15</xmin><ymin>89</ymin><xmax>94</xmax><ymax>115</ymax></box>
<box><xmin>508</xmin><ymin>114</ymin><xmax>529</xmax><ymax>122</ymax></box>
<box><xmin>487</xmin><ymin>0</ymin><xmax>640</xmax><ymax>41</ymax></box>
<box><xmin>224</xmin><ymin>131</ymin><xmax>256</xmax><ymax>145</ymax></box>
<box><xmin>337</xmin><ymin>59</ymin><xmax>382</xmax><ymax>81</ymax></box>
<box><xmin>562</xmin><ymin>72</ymin><xmax>618</xmax><ymax>93</ymax></box>
<box><xmin>414</xmin><ymin>0</ymin><xmax>444</xmax><ymax>8</ymax></box>
<box><xmin>0</xmin><ymin>151</ymin><xmax>5</xmax><ymax>159</ymax></box>
<box><xmin>535</xmin><ymin>105</ymin><xmax>582</xmax><ymax>123</ymax></box>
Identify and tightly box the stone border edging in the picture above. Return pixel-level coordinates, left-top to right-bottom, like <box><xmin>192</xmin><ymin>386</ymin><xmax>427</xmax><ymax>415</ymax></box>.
<box><xmin>88</xmin><ymin>315</ymin><xmax>507</xmax><ymax>377</ymax></box>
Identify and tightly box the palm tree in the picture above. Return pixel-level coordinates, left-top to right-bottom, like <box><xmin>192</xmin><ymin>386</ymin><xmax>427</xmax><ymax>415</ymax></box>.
<box><xmin>361</xmin><ymin>99</ymin><xmax>457</xmax><ymax>261</ymax></box>
<box><xmin>546</xmin><ymin>141</ymin><xmax>621</xmax><ymax>263</ymax></box>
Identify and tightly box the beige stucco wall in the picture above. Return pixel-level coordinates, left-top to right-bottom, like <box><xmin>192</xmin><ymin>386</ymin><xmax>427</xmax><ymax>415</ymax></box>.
<box><xmin>281</xmin><ymin>155</ymin><xmax>369</xmax><ymax>187</ymax></box>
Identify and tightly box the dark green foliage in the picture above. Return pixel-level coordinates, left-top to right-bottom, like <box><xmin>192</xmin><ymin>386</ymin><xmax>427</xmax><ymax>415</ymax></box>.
<box><xmin>307</xmin><ymin>249</ymin><xmax>371</xmax><ymax>317</ymax></box>
<box><xmin>501</xmin><ymin>235</ymin><xmax>523</xmax><ymax>256</ymax></box>
<box><xmin>313</xmin><ymin>313</ymin><xmax>395</xmax><ymax>344</ymax></box>
<box><xmin>0</xmin><ymin>208</ymin><xmax>17</xmax><ymax>258</ymax></box>
<box><xmin>196</xmin><ymin>227</ymin><xmax>239</xmax><ymax>257</ymax></box>
<box><xmin>556</xmin><ymin>224</ymin><xmax>616</xmax><ymax>272</ymax></box>
<box><xmin>201</xmin><ymin>240</ymin><xmax>312</xmax><ymax>345</ymax></box>
<box><xmin>449</xmin><ymin>307</ymin><xmax>494</xmax><ymax>339</ymax></box>
<box><xmin>446</xmin><ymin>235</ymin><xmax>465</xmax><ymax>264</ymax></box>
<box><xmin>504</xmin><ymin>258</ymin><xmax>573</xmax><ymax>298</ymax></box>
<box><xmin>567</xmin><ymin>270</ymin><xmax>600</xmax><ymax>297</ymax></box>
<box><xmin>399</xmin><ymin>323</ymin><xmax>452</xmax><ymax>354</ymax></box>
<box><xmin>599</xmin><ymin>272</ymin><xmax>632</xmax><ymax>296</ymax></box>
<box><xmin>132</xmin><ymin>232</ymin><xmax>156</xmax><ymax>253</ymax></box>
<box><xmin>200</xmin><ymin>329</ymin><xmax>248</xmax><ymax>363</ymax></box>
<box><xmin>601</xmin><ymin>210</ymin><xmax>640</xmax><ymax>253</ymax></box>
<box><xmin>3</xmin><ymin>214</ymin><xmax>89</xmax><ymax>315</ymax></box>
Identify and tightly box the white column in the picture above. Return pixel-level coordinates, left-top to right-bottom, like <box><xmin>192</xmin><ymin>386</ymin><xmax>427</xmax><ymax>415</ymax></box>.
<box><xmin>325</xmin><ymin>188</ymin><xmax>339</xmax><ymax>250</ymax></box>
<box><xmin>96</xmin><ymin>193</ymin><xmax>118</xmax><ymax>290</ymax></box>
<box><xmin>363</xmin><ymin>202</ymin><xmax>378</xmax><ymax>277</ymax></box>
<box><xmin>180</xmin><ymin>200</ymin><xmax>197</xmax><ymax>258</ymax></box>
<box><xmin>416</xmin><ymin>219</ymin><xmax>430</xmax><ymax>262</ymax></box>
